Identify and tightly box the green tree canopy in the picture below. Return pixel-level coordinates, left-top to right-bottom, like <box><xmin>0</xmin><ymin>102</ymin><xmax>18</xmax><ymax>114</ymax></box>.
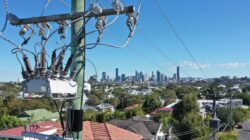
<box><xmin>173</xmin><ymin>93</ymin><xmax>199</xmax><ymax>120</ymax></box>
<box><xmin>126</xmin><ymin>106</ymin><xmax>144</xmax><ymax>118</ymax></box>
<box><xmin>143</xmin><ymin>94</ymin><xmax>162</xmax><ymax>113</ymax></box>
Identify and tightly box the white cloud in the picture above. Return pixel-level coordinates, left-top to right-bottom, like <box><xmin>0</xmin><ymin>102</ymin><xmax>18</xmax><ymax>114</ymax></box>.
<box><xmin>215</xmin><ymin>62</ymin><xmax>249</xmax><ymax>68</ymax></box>
<box><xmin>180</xmin><ymin>61</ymin><xmax>211</xmax><ymax>69</ymax></box>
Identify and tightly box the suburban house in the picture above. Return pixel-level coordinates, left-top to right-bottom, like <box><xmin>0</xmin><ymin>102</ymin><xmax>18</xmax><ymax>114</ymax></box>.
<box><xmin>150</xmin><ymin>107</ymin><xmax>174</xmax><ymax>116</ymax></box>
<box><xmin>124</xmin><ymin>104</ymin><xmax>141</xmax><ymax>112</ymax></box>
<box><xmin>0</xmin><ymin>121</ymin><xmax>143</xmax><ymax>140</ymax></box>
<box><xmin>17</xmin><ymin>109</ymin><xmax>58</xmax><ymax>122</ymax></box>
<box><xmin>109</xmin><ymin>116</ymin><xmax>166</xmax><ymax>140</ymax></box>
<box><xmin>82</xmin><ymin>105</ymin><xmax>98</xmax><ymax>112</ymax></box>
<box><xmin>96</xmin><ymin>103</ymin><xmax>115</xmax><ymax>112</ymax></box>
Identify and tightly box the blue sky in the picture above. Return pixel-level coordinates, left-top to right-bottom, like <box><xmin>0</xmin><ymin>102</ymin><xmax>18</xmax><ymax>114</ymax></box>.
<box><xmin>1</xmin><ymin>0</ymin><xmax>250</xmax><ymax>81</ymax></box>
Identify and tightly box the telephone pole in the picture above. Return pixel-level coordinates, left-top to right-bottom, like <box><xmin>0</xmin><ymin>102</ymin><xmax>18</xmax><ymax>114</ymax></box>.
<box><xmin>71</xmin><ymin>0</ymin><xmax>85</xmax><ymax>139</ymax></box>
<box><xmin>7</xmin><ymin>1</ymin><xmax>135</xmax><ymax>139</ymax></box>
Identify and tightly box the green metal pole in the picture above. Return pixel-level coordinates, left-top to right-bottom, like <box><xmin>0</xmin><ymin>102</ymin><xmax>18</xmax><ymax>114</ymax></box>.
<box><xmin>71</xmin><ymin>0</ymin><xmax>85</xmax><ymax>139</ymax></box>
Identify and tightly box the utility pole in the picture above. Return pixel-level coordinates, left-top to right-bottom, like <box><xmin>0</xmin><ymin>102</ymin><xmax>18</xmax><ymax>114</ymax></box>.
<box><xmin>7</xmin><ymin>1</ymin><xmax>135</xmax><ymax>139</ymax></box>
<box><xmin>71</xmin><ymin>0</ymin><xmax>85</xmax><ymax>139</ymax></box>
<box><xmin>209</xmin><ymin>92</ymin><xmax>220</xmax><ymax>140</ymax></box>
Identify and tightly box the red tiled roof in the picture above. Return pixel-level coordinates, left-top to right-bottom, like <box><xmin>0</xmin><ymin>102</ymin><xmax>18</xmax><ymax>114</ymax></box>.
<box><xmin>84</xmin><ymin>121</ymin><xmax>143</xmax><ymax>140</ymax></box>
<box><xmin>0</xmin><ymin>121</ymin><xmax>143</xmax><ymax>140</ymax></box>
<box><xmin>0</xmin><ymin>121</ymin><xmax>58</xmax><ymax>139</ymax></box>
<box><xmin>157</xmin><ymin>107</ymin><xmax>174</xmax><ymax>111</ymax></box>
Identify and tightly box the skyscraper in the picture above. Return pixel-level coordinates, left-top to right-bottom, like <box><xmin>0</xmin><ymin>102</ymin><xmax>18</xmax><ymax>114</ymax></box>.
<box><xmin>157</xmin><ymin>70</ymin><xmax>161</xmax><ymax>83</ymax></box>
<box><xmin>177</xmin><ymin>66</ymin><xmax>180</xmax><ymax>82</ymax></box>
<box><xmin>121</xmin><ymin>74</ymin><xmax>126</xmax><ymax>82</ymax></box>
<box><xmin>102</xmin><ymin>72</ymin><xmax>107</xmax><ymax>81</ymax></box>
<box><xmin>115</xmin><ymin>68</ymin><xmax>119</xmax><ymax>82</ymax></box>
<box><xmin>135</xmin><ymin>70</ymin><xmax>139</xmax><ymax>81</ymax></box>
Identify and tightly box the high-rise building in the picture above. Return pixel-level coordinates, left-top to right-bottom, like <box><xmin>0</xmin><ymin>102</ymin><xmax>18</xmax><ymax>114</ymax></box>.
<box><xmin>115</xmin><ymin>68</ymin><xmax>119</xmax><ymax>81</ymax></box>
<box><xmin>121</xmin><ymin>74</ymin><xmax>126</xmax><ymax>82</ymax></box>
<box><xmin>151</xmin><ymin>71</ymin><xmax>155</xmax><ymax>82</ymax></box>
<box><xmin>161</xmin><ymin>74</ymin><xmax>164</xmax><ymax>83</ymax></box>
<box><xmin>157</xmin><ymin>70</ymin><xmax>161</xmax><ymax>83</ymax></box>
<box><xmin>173</xmin><ymin>73</ymin><xmax>177</xmax><ymax>82</ymax></box>
<box><xmin>139</xmin><ymin>71</ymin><xmax>144</xmax><ymax>81</ymax></box>
<box><xmin>102</xmin><ymin>72</ymin><xmax>107</xmax><ymax>81</ymax></box>
<box><xmin>177</xmin><ymin>66</ymin><xmax>180</xmax><ymax>82</ymax></box>
<box><xmin>135</xmin><ymin>70</ymin><xmax>139</xmax><ymax>81</ymax></box>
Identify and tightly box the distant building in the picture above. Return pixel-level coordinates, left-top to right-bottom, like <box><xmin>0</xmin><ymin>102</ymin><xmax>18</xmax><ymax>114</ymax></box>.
<box><xmin>121</xmin><ymin>74</ymin><xmax>126</xmax><ymax>82</ymax></box>
<box><xmin>151</xmin><ymin>71</ymin><xmax>156</xmax><ymax>82</ymax></box>
<box><xmin>173</xmin><ymin>73</ymin><xmax>177</xmax><ymax>82</ymax></box>
<box><xmin>177</xmin><ymin>66</ymin><xmax>180</xmax><ymax>83</ymax></box>
<box><xmin>82</xmin><ymin>105</ymin><xmax>98</xmax><ymax>112</ymax></box>
<box><xmin>17</xmin><ymin>109</ymin><xmax>58</xmax><ymax>122</ymax></box>
<box><xmin>157</xmin><ymin>70</ymin><xmax>161</xmax><ymax>83</ymax></box>
<box><xmin>115</xmin><ymin>68</ymin><xmax>119</xmax><ymax>82</ymax></box>
<box><xmin>96</xmin><ymin>103</ymin><xmax>115</xmax><ymax>112</ymax></box>
<box><xmin>109</xmin><ymin>116</ymin><xmax>165</xmax><ymax>140</ymax></box>
<box><xmin>101</xmin><ymin>72</ymin><xmax>107</xmax><ymax>82</ymax></box>
<box><xmin>135</xmin><ymin>70</ymin><xmax>139</xmax><ymax>81</ymax></box>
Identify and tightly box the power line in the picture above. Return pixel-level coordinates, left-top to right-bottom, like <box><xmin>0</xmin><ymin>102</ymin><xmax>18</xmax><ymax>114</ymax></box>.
<box><xmin>58</xmin><ymin>0</ymin><xmax>71</xmax><ymax>8</ymax></box>
<box><xmin>152</xmin><ymin>0</ymin><xmax>208</xmax><ymax>79</ymax></box>
<box><xmin>136</xmin><ymin>27</ymin><xmax>192</xmax><ymax>77</ymax></box>
<box><xmin>129</xmin><ymin>47</ymin><xmax>171</xmax><ymax>74</ymax></box>
<box><xmin>41</xmin><ymin>0</ymin><xmax>52</xmax><ymax>16</ymax></box>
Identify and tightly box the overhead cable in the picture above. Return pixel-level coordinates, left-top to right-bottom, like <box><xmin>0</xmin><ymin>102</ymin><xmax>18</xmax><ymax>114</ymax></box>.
<box><xmin>153</xmin><ymin>0</ymin><xmax>208</xmax><ymax>78</ymax></box>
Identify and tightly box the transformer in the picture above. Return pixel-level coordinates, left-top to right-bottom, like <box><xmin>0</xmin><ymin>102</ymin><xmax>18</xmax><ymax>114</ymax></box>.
<box><xmin>22</xmin><ymin>78</ymin><xmax>78</xmax><ymax>100</ymax></box>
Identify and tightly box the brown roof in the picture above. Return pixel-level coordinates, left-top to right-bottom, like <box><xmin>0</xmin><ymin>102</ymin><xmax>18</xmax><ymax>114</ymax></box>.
<box><xmin>0</xmin><ymin>121</ymin><xmax>143</xmax><ymax>140</ymax></box>
<box><xmin>109</xmin><ymin>116</ymin><xmax>161</xmax><ymax>140</ymax></box>
<box><xmin>124</xmin><ymin>104</ymin><xmax>140</xmax><ymax>111</ymax></box>
<box><xmin>84</xmin><ymin>121</ymin><xmax>143</xmax><ymax>140</ymax></box>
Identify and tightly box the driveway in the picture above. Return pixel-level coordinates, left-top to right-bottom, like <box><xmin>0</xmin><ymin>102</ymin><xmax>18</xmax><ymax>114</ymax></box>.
<box><xmin>238</xmin><ymin>120</ymin><xmax>250</xmax><ymax>140</ymax></box>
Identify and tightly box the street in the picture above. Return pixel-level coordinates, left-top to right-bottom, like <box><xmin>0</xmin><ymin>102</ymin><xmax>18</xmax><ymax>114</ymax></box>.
<box><xmin>238</xmin><ymin>120</ymin><xmax>250</xmax><ymax>140</ymax></box>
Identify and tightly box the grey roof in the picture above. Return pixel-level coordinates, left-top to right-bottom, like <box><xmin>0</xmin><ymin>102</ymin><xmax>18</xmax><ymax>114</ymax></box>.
<box><xmin>82</xmin><ymin>105</ymin><xmax>98</xmax><ymax>111</ymax></box>
<box><xmin>109</xmin><ymin>116</ymin><xmax>161</xmax><ymax>139</ymax></box>
<box><xmin>96</xmin><ymin>103</ymin><xmax>114</xmax><ymax>109</ymax></box>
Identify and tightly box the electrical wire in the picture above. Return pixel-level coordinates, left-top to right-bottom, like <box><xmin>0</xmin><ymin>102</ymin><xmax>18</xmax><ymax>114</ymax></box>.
<box><xmin>136</xmin><ymin>27</ymin><xmax>192</xmax><ymax>78</ymax></box>
<box><xmin>41</xmin><ymin>0</ymin><xmax>52</xmax><ymax>16</ymax></box>
<box><xmin>58</xmin><ymin>0</ymin><xmax>71</xmax><ymax>8</ymax></box>
<box><xmin>153</xmin><ymin>0</ymin><xmax>208</xmax><ymax>79</ymax></box>
<box><xmin>1</xmin><ymin>0</ymin><xmax>8</xmax><ymax>33</ymax></box>
<box><xmin>129</xmin><ymin>47</ymin><xmax>171</xmax><ymax>73</ymax></box>
<box><xmin>86</xmin><ymin>58</ymin><xmax>98</xmax><ymax>77</ymax></box>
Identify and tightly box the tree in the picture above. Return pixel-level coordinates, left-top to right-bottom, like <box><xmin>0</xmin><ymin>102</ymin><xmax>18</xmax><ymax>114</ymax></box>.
<box><xmin>174</xmin><ymin>112</ymin><xmax>210</xmax><ymax>140</ymax></box>
<box><xmin>113</xmin><ymin>110</ymin><xmax>126</xmax><ymax>120</ymax></box>
<box><xmin>126</xmin><ymin>106</ymin><xmax>144</xmax><ymax>118</ymax></box>
<box><xmin>237</xmin><ymin>93</ymin><xmax>250</xmax><ymax>105</ymax></box>
<box><xmin>153</xmin><ymin>113</ymin><xmax>173</xmax><ymax>132</ymax></box>
<box><xmin>105</xmin><ymin>97</ymin><xmax>120</xmax><ymax>107</ymax></box>
<box><xmin>173</xmin><ymin>93</ymin><xmax>199</xmax><ymax>120</ymax></box>
<box><xmin>97</xmin><ymin>109</ymin><xmax>114</xmax><ymax>122</ymax></box>
<box><xmin>86</xmin><ymin>95</ymin><xmax>102</xmax><ymax>106</ymax></box>
<box><xmin>83</xmin><ymin>109</ymin><xmax>98</xmax><ymax>121</ymax></box>
<box><xmin>216</xmin><ymin>108</ymin><xmax>250</xmax><ymax>124</ymax></box>
<box><xmin>0</xmin><ymin>115</ymin><xmax>26</xmax><ymax>130</ymax></box>
<box><xmin>143</xmin><ymin>94</ymin><xmax>162</xmax><ymax>113</ymax></box>
<box><xmin>117</xmin><ymin>94</ymin><xmax>143</xmax><ymax>110</ymax></box>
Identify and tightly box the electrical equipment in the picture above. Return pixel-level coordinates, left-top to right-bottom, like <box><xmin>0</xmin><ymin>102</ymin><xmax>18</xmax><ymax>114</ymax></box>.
<box><xmin>21</xmin><ymin>46</ymin><xmax>77</xmax><ymax>100</ymax></box>
<box><xmin>23</xmin><ymin>78</ymin><xmax>78</xmax><ymax>100</ymax></box>
<box><xmin>112</xmin><ymin>0</ymin><xmax>124</xmax><ymax>11</ymax></box>
<box><xmin>209</xmin><ymin>119</ymin><xmax>220</xmax><ymax>128</ymax></box>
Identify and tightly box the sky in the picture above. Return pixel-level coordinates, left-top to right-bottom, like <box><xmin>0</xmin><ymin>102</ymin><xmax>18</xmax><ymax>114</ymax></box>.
<box><xmin>1</xmin><ymin>0</ymin><xmax>250</xmax><ymax>81</ymax></box>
